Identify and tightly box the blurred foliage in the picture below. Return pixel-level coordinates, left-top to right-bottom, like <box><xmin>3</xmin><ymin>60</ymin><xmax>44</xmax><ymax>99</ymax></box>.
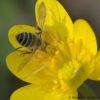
<box><xmin>0</xmin><ymin>0</ymin><xmax>100</xmax><ymax>100</ymax></box>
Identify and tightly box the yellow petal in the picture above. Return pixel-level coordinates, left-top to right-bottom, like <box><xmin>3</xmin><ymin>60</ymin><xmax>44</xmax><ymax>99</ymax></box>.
<box><xmin>6</xmin><ymin>50</ymin><xmax>57</xmax><ymax>84</ymax></box>
<box><xmin>35</xmin><ymin>0</ymin><xmax>73</xmax><ymax>44</ymax></box>
<box><xmin>58</xmin><ymin>61</ymin><xmax>93</xmax><ymax>89</ymax></box>
<box><xmin>73</xmin><ymin>19</ymin><xmax>97</xmax><ymax>56</ymax></box>
<box><xmin>10</xmin><ymin>85</ymin><xmax>45</xmax><ymax>100</ymax></box>
<box><xmin>8</xmin><ymin>25</ymin><xmax>36</xmax><ymax>50</ymax></box>
<box><xmin>10</xmin><ymin>85</ymin><xmax>78</xmax><ymax>100</ymax></box>
<box><xmin>89</xmin><ymin>51</ymin><xmax>100</xmax><ymax>81</ymax></box>
<box><xmin>68</xmin><ymin>63</ymin><xmax>93</xmax><ymax>89</ymax></box>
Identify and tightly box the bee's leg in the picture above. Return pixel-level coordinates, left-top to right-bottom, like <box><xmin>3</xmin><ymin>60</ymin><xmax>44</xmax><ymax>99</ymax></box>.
<box><xmin>15</xmin><ymin>47</ymin><xmax>26</xmax><ymax>53</ymax></box>
<box><xmin>20</xmin><ymin>51</ymin><xmax>32</xmax><ymax>55</ymax></box>
<box><xmin>15</xmin><ymin>47</ymin><xmax>29</xmax><ymax>55</ymax></box>
<box><xmin>15</xmin><ymin>47</ymin><xmax>22</xmax><ymax>50</ymax></box>
<box><xmin>20</xmin><ymin>48</ymin><xmax>33</xmax><ymax>55</ymax></box>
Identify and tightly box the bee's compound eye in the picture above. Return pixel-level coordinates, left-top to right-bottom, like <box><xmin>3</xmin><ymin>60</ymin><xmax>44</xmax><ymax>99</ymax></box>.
<box><xmin>36</xmin><ymin>39</ymin><xmax>42</xmax><ymax>46</ymax></box>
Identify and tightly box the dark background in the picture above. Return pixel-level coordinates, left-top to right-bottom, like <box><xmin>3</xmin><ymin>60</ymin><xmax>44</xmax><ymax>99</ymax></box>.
<box><xmin>0</xmin><ymin>0</ymin><xmax>100</xmax><ymax>100</ymax></box>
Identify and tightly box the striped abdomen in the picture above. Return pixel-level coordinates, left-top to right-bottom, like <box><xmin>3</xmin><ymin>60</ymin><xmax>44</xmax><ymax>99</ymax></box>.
<box><xmin>16</xmin><ymin>32</ymin><xmax>41</xmax><ymax>47</ymax></box>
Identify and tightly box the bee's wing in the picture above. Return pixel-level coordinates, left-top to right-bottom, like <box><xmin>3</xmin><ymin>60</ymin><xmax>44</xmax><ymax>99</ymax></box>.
<box><xmin>36</xmin><ymin>2</ymin><xmax>46</xmax><ymax>29</ymax></box>
<box><xmin>35</xmin><ymin>0</ymin><xmax>73</xmax><ymax>37</ymax></box>
<box><xmin>6</xmin><ymin>50</ymin><xmax>56</xmax><ymax>84</ymax></box>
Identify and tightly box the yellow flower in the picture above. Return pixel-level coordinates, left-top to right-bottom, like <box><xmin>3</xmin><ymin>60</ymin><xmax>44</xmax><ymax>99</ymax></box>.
<box><xmin>6</xmin><ymin>0</ymin><xmax>100</xmax><ymax>100</ymax></box>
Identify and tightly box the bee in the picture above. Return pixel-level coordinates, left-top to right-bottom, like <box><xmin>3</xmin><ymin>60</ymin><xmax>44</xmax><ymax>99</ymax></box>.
<box><xmin>13</xmin><ymin>26</ymin><xmax>48</xmax><ymax>74</ymax></box>
<box><xmin>7</xmin><ymin>2</ymin><xmax>49</xmax><ymax>80</ymax></box>
<box><xmin>16</xmin><ymin>27</ymin><xmax>42</xmax><ymax>53</ymax></box>
<box><xmin>16</xmin><ymin>1</ymin><xmax>46</xmax><ymax>54</ymax></box>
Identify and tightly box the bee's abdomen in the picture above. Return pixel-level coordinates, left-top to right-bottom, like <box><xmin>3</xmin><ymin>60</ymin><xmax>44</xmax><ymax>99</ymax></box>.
<box><xmin>16</xmin><ymin>32</ymin><xmax>38</xmax><ymax>47</ymax></box>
